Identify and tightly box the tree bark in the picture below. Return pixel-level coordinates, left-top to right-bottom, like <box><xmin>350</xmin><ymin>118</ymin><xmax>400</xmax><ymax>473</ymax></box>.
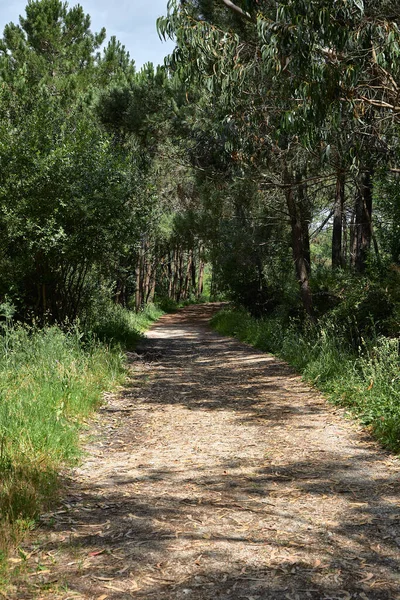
<box><xmin>183</xmin><ymin>250</ymin><xmax>193</xmax><ymax>300</ymax></box>
<box><xmin>297</xmin><ymin>172</ymin><xmax>311</xmax><ymax>275</ymax></box>
<box><xmin>332</xmin><ymin>169</ymin><xmax>346</xmax><ymax>269</ymax></box>
<box><xmin>351</xmin><ymin>168</ymin><xmax>373</xmax><ymax>273</ymax></box>
<box><xmin>197</xmin><ymin>245</ymin><xmax>205</xmax><ymax>298</ymax></box>
<box><xmin>167</xmin><ymin>251</ymin><xmax>173</xmax><ymax>298</ymax></box>
<box><xmin>284</xmin><ymin>166</ymin><xmax>314</xmax><ymax>318</ymax></box>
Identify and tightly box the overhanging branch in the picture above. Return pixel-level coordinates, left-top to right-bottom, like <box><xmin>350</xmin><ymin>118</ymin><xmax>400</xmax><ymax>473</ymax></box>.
<box><xmin>220</xmin><ymin>0</ymin><xmax>255</xmax><ymax>22</ymax></box>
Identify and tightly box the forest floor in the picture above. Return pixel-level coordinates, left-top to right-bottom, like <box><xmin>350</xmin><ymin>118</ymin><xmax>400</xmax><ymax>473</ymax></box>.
<box><xmin>8</xmin><ymin>304</ymin><xmax>400</xmax><ymax>600</ymax></box>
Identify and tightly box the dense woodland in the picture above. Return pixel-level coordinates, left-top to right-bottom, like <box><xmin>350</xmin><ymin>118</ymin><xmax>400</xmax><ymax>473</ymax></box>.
<box><xmin>1</xmin><ymin>0</ymin><xmax>400</xmax><ymax>326</ymax></box>
<box><xmin>1</xmin><ymin>0</ymin><xmax>400</xmax><ymax>559</ymax></box>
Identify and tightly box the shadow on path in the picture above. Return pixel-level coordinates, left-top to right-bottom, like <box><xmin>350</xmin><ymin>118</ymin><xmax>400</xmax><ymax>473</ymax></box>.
<box><xmin>14</xmin><ymin>304</ymin><xmax>400</xmax><ymax>600</ymax></box>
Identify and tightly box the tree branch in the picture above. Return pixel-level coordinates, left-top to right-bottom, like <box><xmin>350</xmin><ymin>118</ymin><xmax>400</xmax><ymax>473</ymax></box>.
<box><xmin>220</xmin><ymin>0</ymin><xmax>255</xmax><ymax>22</ymax></box>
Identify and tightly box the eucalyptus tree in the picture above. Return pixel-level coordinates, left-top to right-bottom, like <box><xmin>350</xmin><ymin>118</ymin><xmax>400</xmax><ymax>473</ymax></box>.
<box><xmin>157</xmin><ymin>0</ymin><xmax>400</xmax><ymax>317</ymax></box>
<box><xmin>158</xmin><ymin>0</ymin><xmax>318</xmax><ymax>314</ymax></box>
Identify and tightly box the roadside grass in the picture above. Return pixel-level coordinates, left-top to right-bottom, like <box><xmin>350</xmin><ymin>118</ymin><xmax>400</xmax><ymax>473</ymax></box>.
<box><xmin>0</xmin><ymin>303</ymin><xmax>163</xmax><ymax>571</ymax></box>
<box><xmin>211</xmin><ymin>307</ymin><xmax>400</xmax><ymax>452</ymax></box>
<box><xmin>155</xmin><ymin>295</ymin><xmax>210</xmax><ymax>314</ymax></box>
<box><xmin>87</xmin><ymin>301</ymin><xmax>164</xmax><ymax>348</ymax></box>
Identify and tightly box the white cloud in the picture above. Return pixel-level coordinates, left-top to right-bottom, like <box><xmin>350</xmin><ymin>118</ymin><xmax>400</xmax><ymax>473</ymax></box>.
<box><xmin>0</xmin><ymin>0</ymin><xmax>175</xmax><ymax>68</ymax></box>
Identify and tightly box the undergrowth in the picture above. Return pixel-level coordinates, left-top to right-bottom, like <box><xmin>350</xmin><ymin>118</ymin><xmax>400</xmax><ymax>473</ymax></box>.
<box><xmin>155</xmin><ymin>295</ymin><xmax>209</xmax><ymax>314</ymax></box>
<box><xmin>0</xmin><ymin>302</ymin><xmax>163</xmax><ymax>568</ymax></box>
<box><xmin>211</xmin><ymin>307</ymin><xmax>400</xmax><ymax>452</ymax></box>
<box><xmin>85</xmin><ymin>301</ymin><xmax>164</xmax><ymax>348</ymax></box>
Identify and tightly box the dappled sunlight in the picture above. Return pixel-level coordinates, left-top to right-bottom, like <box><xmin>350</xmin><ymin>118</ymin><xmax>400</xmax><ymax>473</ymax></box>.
<box><xmin>16</xmin><ymin>305</ymin><xmax>400</xmax><ymax>600</ymax></box>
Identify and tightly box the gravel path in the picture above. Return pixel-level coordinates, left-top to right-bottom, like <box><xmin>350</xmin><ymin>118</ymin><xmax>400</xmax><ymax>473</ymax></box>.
<box><xmin>12</xmin><ymin>304</ymin><xmax>400</xmax><ymax>599</ymax></box>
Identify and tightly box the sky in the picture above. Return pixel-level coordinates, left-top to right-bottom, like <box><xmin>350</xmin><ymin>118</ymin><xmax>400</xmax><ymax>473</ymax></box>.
<box><xmin>0</xmin><ymin>0</ymin><xmax>176</xmax><ymax>69</ymax></box>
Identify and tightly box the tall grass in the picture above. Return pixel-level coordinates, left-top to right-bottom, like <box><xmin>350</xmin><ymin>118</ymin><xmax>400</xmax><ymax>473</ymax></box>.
<box><xmin>0</xmin><ymin>302</ymin><xmax>163</xmax><ymax>563</ymax></box>
<box><xmin>0</xmin><ymin>323</ymin><xmax>123</xmax><ymax>555</ymax></box>
<box><xmin>88</xmin><ymin>302</ymin><xmax>163</xmax><ymax>347</ymax></box>
<box><xmin>212</xmin><ymin>308</ymin><xmax>400</xmax><ymax>452</ymax></box>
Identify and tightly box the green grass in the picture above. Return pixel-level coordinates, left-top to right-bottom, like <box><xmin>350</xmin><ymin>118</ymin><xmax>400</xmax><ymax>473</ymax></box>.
<box><xmin>211</xmin><ymin>307</ymin><xmax>400</xmax><ymax>452</ymax></box>
<box><xmin>154</xmin><ymin>295</ymin><xmax>210</xmax><ymax>314</ymax></box>
<box><xmin>0</xmin><ymin>302</ymin><xmax>164</xmax><ymax>563</ymax></box>
<box><xmin>87</xmin><ymin>302</ymin><xmax>164</xmax><ymax>348</ymax></box>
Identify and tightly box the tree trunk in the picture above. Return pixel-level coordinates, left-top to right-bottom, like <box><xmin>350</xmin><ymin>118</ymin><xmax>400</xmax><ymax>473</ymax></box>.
<box><xmin>167</xmin><ymin>251</ymin><xmax>173</xmax><ymax>298</ymax></box>
<box><xmin>143</xmin><ymin>242</ymin><xmax>151</xmax><ymax>305</ymax></box>
<box><xmin>197</xmin><ymin>246</ymin><xmax>205</xmax><ymax>298</ymax></box>
<box><xmin>284</xmin><ymin>166</ymin><xmax>314</xmax><ymax>318</ymax></box>
<box><xmin>332</xmin><ymin>169</ymin><xmax>346</xmax><ymax>269</ymax></box>
<box><xmin>183</xmin><ymin>251</ymin><xmax>193</xmax><ymax>300</ymax></box>
<box><xmin>134</xmin><ymin>259</ymin><xmax>141</xmax><ymax>312</ymax></box>
<box><xmin>191</xmin><ymin>253</ymin><xmax>197</xmax><ymax>295</ymax></box>
<box><xmin>176</xmin><ymin>248</ymin><xmax>184</xmax><ymax>302</ymax></box>
<box><xmin>135</xmin><ymin>241</ymin><xmax>145</xmax><ymax>312</ymax></box>
<box><xmin>297</xmin><ymin>172</ymin><xmax>311</xmax><ymax>276</ymax></box>
<box><xmin>351</xmin><ymin>168</ymin><xmax>373</xmax><ymax>273</ymax></box>
<box><xmin>171</xmin><ymin>248</ymin><xmax>179</xmax><ymax>301</ymax></box>
<box><xmin>148</xmin><ymin>269</ymin><xmax>156</xmax><ymax>303</ymax></box>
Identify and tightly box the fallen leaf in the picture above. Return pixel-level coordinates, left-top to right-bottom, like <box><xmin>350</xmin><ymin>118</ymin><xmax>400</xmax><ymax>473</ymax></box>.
<box><xmin>104</xmin><ymin>584</ymin><xmax>125</xmax><ymax>592</ymax></box>
<box><xmin>313</xmin><ymin>559</ymin><xmax>322</xmax><ymax>569</ymax></box>
<box><xmin>359</xmin><ymin>572</ymin><xmax>374</xmax><ymax>583</ymax></box>
<box><xmin>89</xmin><ymin>549</ymin><xmax>106</xmax><ymax>557</ymax></box>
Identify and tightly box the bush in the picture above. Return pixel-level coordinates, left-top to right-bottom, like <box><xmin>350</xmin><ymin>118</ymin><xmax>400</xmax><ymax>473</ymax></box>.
<box><xmin>311</xmin><ymin>267</ymin><xmax>400</xmax><ymax>345</ymax></box>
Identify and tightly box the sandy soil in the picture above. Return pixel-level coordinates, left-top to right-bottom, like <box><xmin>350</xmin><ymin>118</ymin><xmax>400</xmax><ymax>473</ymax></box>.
<box><xmin>9</xmin><ymin>304</ymin><xmax>400</xmax><ymax>600</ymax></box>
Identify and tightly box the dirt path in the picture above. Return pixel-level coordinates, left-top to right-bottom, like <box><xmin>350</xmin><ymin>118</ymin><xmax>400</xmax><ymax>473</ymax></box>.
<box><xmin>11</xmin><ymin>304</ymin><xmax>400</xmax><ymax>600</ymax></box>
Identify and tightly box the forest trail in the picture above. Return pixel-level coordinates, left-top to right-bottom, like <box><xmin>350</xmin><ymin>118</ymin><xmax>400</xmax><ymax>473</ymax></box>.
<box><xmin>12</xmin><ymin>304</ymin><xmax>400</xmax><ymax>600</ymax></box>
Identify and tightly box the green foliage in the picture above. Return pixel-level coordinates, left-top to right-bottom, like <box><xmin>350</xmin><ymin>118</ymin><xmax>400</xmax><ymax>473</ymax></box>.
<box><xmin>87</xmin><ymin>302</ymin><xmax>163</xmax><ymax>349</ymax></box>
<box><xmin>212</xmin><ymin>306</ymin><xmax>400</xmax><ymax>452</ymax></box>
<box><xmin>155</xmin><ymin>295</ymin><xmax>209</xmax><ymax>313</ymax></box>
<box><xmin>311</xmin><ymin>267</ymin><xmax>400</xmax><ymax>343</ymax></box>
<box><xmin>156</xmin><ymin>297</ymin><xmax>182</xmax><ymax>313</ymax></box>
<box><xmin>0</xmin><ymin>321</ymin><xmax>125</xmax><ymax>528</ymax></box>
<box><xmin>208</xmin><ymin>180</ymin><xmax>293</xmax><ymax>315</ymax></box>
<box><xmin>0</xmin><ymin>297</ymin><xmax>163</xmax><ymax>561</ymax></box>
<box><xmin>375</xmin><ymin>174</ymin><xmax>400</xmax><ymax>264</ymax></box>
<box><xmin>0</xmin><ymin>0</ymin><xmax>140</xmax><ymax>322</ymax></box>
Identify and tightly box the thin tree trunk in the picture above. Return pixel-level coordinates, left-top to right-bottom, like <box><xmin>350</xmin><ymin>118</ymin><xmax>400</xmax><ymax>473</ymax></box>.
<box><xmin>191</xmin><ymin>253</ymin><xmax>197</xmax><ymax>295</ymax></box>
<box><xmin>197</xmin><ymin>246</ymin><xmax>205</xmax><ymax>298</ymax></box>
<box><xmin>352</xmin><ymin>168</ymin><xmax>374</xmax><ymax>273</ymax></box>
<box><xmin>167</xmin><ymin>251</ymin><xmax>173</xmax><ymax>298</ymax></box>
<box><xmin>343</xmin><ymin>208</ymin><xmax>348</xmax><ymax>266</ymax></box>
<box><xmin>183</xmin><ymin>251</ymin><xmax>193</xmax><ymax>300</ymax></box>
<box><xmin>135</xmin><ymin>261</ymin><xmax>141</xmax><ymax>312</ymax></box>
<box><xmin>176</xmin><ymin>248</ymin><xmax>184</xmax><ymax>302</ymax></box>
<box><xmin>143</xmin><ymin>248</ymin><xmax>151</xmax><ymax>305</ymax></box>
<box><xmin>171</xmin><ymin>248</ymin><xmax>179</xmax><ymax>301</ymax></box>
<box><xmin>332</xmin><ymin>169</ymin><xmax>346</xmax><ymax>269</ymax></box>
<box><xmin>135</xmin><ymin>242</ymin><xmax>144</xmax><ymax>312</ymax></box>
<box><xmin>297</xmin><ymin>172</ymin><xmax>311</xmax><ymax>276</ymax></box>
<box><xmin>148</xmin><ymin>267</ymin><xmax>156</xmax><ymax>303</ymax></box>
<box><xmin>284</xmin><ymin>166</ymin><xmax>314</xmax><ymax>318</ymax></box>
